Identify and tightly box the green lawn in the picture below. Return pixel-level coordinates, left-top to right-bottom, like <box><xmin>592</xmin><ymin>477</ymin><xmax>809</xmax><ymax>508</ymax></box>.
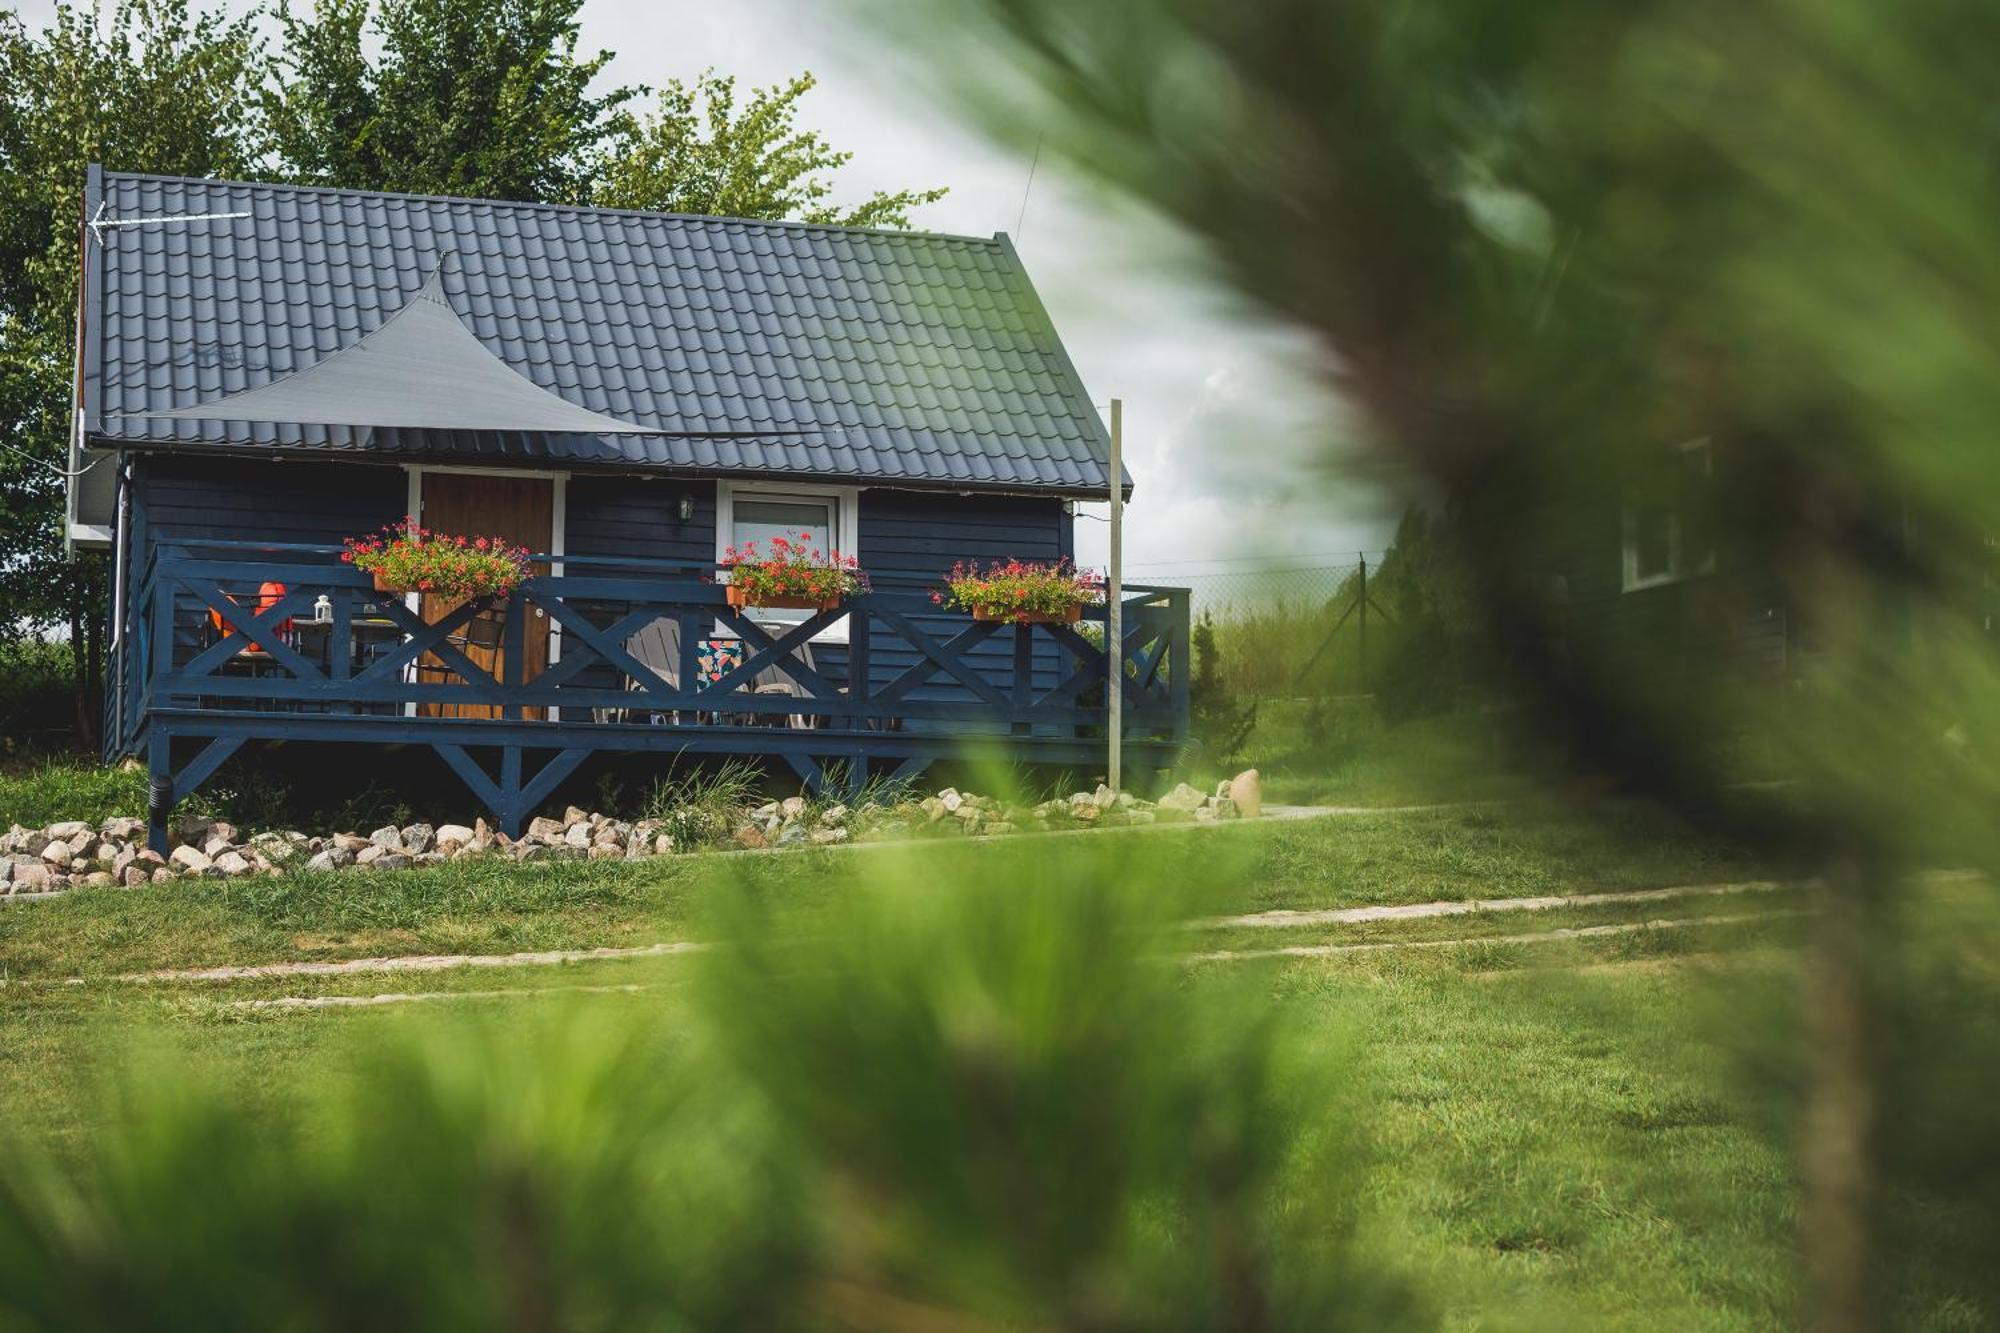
<box><xmin>0</xmin><ymin>800</ymin><xmax>1830</xmax><ymax>1328</ymax></box>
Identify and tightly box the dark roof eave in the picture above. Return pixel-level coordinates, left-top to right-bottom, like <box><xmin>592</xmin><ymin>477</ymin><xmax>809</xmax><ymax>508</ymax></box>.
<box><xmin>96</xmin><ymin>434</ymin><xmax>1134</xmax><ymax>502</ymax></box>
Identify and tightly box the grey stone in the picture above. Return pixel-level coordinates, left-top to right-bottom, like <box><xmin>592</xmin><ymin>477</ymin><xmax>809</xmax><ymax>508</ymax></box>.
<box><xmin>169</xmin><ymin>845</ymin><xmax>212</xmax><ymax>873</ymax></box>
<box><xmin>527</xmin><ymin>816</ymin><xmax>566</xmax><ymax>843</ymax></box>
<box><xmin>373</xmin><ymin>853</ymin><xmax>411</xmax><ymax>871</ymax></box>
<box><xmin>938</xmin><ymin>788</ymin><xmax>964</xmax><ymax>813</ymax></box>
<box><xmin>354</xmin><ymin>845</ymin><xmax>387</xmax><ymax>866</ymax></box>
<box><xmin>40</xmin><ymin>839</ymin><xmax>74</xmax><ymax>865</ymax></box>
<box><xmin>401</xmin><ymin>823</ymin><xmax>436</xmax><ymax>854</ymax></box>
<box><xmin>102</xmin><ymin>817</ymin><xmax>146</xmax><ymax>841</ymax></box>
<box><xmin>201</xmin><ymin>834</ymin><xmax>235</xmax><ymax>858</ymax></box>
<box><xmin>209</xmin><ymin>821</ymin><xmax>238</xmax><ymax>846</ymax></box>
<box><xmin>332</xmin><ymin>832</ymin><xmax>371</xmax><ymax>854</ymax></box>
<box><xmin>80</xmin><ymin>871</ymin><xmax>115</xmax><ymax>888</ymax></box>
<box><xmin>820</xmin><ymin>804</ymin><xmax>849</xmax><ymax>827</ymax></box>
<box><xmin>214</xmin><ymin>851</ymin><xmax>253</xmax><ymax>877</ymax></box>
<box><xmin>809</xmin><ymin>827</ymin><xmax>850</xmax><ymax>845</ymax></box>
<box><xmin>1157</xmin><ymin>783</ymin><xmax>1207</xmax><ymax>814</ymax></box>
<box><xmin>781</xmin><ymin>795</ymin><xmax>807</xmax><ymax>818</ymax></box>
<box><xmin>121</xmin><ymin>865</ymin><xmax>150</xmax><ymax>887</ymax></box>
<box><xmin>564</xmin><ymin>823</ymin><xmax>593</xmax><ymax>849</ymax></box>
<box><xmin>150</xmin><ymin>867</ymin><xmax>174</xmax><ymax>884</ymax></box>
<box><xmin>12</xmin><ymin>862</ymin><xmax>50</xmax><ymax>889</ymax></box>
<box><xmin>46</xmin><ymin>820</ymin><xmax>91</xmax><ymax>841</ymax></box>
<box><xmin>368</xmin><ymin>825</ymin><xmax>405</xmax><ymax>852</ymax></box>
<box><xmin>305</xmin><ymin>848</ymin><xmax>351</xmax><ymax>872</ymax></box>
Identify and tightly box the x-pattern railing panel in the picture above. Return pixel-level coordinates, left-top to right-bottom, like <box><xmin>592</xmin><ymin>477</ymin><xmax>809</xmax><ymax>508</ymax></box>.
<box><xmin>137</xmin><ymin>551</ymin><xmax>1187</xmax><ymax>740</ymax></box>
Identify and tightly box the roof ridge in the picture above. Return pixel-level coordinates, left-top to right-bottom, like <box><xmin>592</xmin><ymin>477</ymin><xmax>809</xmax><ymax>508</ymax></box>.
<box><xmin>100</xmin><ymin>168</ymin><xmax>1004</xmax><ymax>249</ymax></box>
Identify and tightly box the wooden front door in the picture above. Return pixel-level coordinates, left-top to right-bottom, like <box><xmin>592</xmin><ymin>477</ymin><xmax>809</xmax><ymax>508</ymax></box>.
<box><xmin>416</xmin><ymin>472</ymin><xmax>554</xmax><ymax>720</ymax></box>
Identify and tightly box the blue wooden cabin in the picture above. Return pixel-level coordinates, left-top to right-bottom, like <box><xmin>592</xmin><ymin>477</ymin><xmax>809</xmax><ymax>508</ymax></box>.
<box><xmin>65</xmin><ymin>169</ymin><xmax>1189</xmax><ymax>851</ymax></box>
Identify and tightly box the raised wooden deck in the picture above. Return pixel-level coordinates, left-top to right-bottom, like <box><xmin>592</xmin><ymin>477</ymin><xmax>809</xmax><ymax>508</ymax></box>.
<box><xmin>107</xmin><ymin>541</ymin><xmax>1190</xmax><ymax>850</ymax></box>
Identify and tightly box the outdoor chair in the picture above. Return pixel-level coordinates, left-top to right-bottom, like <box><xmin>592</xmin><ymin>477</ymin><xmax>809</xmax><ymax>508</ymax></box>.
<box><xmin>595</xmin><ymin>615</ymin><xmax>824</xmax><ymax>728</ymax></box>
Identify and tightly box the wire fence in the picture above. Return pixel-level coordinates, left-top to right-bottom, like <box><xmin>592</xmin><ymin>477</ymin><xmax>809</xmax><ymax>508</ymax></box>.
<box><xmin>1129</xmin><ymin>560</ymin><xmax>1385</xmax><ymax>698</ymax></box>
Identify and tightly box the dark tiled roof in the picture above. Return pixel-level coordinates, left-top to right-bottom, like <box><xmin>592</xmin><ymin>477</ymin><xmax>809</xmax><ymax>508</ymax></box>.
<box><xmin>83</xmin><ymin>169</ymin><xmax>1121</xmax><ymax>495</ymax></box>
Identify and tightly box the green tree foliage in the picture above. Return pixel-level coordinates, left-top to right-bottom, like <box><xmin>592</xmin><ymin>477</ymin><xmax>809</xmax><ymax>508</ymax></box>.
<box><xmin>1189</xmin><ymin>609</ymin><xmax>1257</xmax><ymax>767</ymax></box>
<box><xmin>1372</xmin><ymin>505</ymin><xmax>1474</xmax><ymax>722</ymax></box>
<box><xmin>0</xmin><ymin>0</ymin><xmax>264</xmax><ymax>731</ymax></box>
<box><xmin>594</xmin><ymin>70</ymin><xmax>948</xmax><ymax>227</ymax></box>
<box><xmin>267</xmin><ymin>0</ymin><xmax>640</xmax><ymax>202</ymax></box>
<box><xmin>891</xmin><ymin>0</ymin><xmax>2000</xmax><ymax>1325</ymax></box>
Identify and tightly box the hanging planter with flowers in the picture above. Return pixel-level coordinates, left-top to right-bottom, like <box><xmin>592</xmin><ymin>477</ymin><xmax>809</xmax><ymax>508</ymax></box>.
<box><xmin>935</xmin><ymin>557</ymin><xmax>1104</xmax><ymax>624</ymax></box>
<box><xmin>341</xmin><ymin>518</ymin><xmax>535</xmax><ymax>598</ymax></box>
<box><xmin>720</xmin><ymin>532</ymin><xmax>869</xmax><ymax>611</ymax></box>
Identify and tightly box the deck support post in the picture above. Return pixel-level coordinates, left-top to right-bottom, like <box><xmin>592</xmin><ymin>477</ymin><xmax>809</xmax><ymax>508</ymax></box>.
<box><xmin>146</xmin><ymin>728</ymin><xmax>172</xmax><ymax>855</ymax></box>
<box><xmin>499</xmin><ymin>745</ymin><xmax>524</xmax><ymax>837</ymax></box>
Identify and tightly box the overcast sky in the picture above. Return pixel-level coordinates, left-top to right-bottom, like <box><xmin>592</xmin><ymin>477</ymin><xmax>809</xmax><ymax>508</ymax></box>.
<box><xmin>14</xmin><ymin>0</ymin><xmax>1397</xmax><ymax>576</ymax></box>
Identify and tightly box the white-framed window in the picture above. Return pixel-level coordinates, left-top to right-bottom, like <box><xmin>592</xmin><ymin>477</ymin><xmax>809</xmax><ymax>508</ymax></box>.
<box><xmin>1621</xmin><ymin>439</ymin><xmax>1716</xmax><ymax>592</ymax></box>
<box><xmin>714</xmin><ymin>480</ymin><xmax>861</xmax><ymax>642</ymax></box>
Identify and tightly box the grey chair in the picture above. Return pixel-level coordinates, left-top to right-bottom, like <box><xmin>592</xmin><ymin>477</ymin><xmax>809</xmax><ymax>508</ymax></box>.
<box><xmin>594</xmin><ymin>616</ymin><xmax>682</xmax><ymax>724</ymax></box>
<box><xmin>599</xmin><ymin>616</ymin><xmax>821</xmax><ymax>728</ymax></box>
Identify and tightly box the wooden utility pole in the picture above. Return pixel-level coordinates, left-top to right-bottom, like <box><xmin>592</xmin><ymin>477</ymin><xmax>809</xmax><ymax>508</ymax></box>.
<box><xmin>1108</xmin><ymin>398</ymin><xmax>1123</xmax><ymax>792</ymax></box>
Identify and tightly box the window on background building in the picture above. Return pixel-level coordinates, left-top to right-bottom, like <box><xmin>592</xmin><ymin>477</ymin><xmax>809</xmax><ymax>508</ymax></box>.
<box><xmin>1621</xmin><ymin>439</ymin><xmax>1716</xmax><ymax>592</ymax></box>
<box><xmin>714</xmin><ymin>482</ymin><xmax>860</xmax><ymax>642</ymax></box>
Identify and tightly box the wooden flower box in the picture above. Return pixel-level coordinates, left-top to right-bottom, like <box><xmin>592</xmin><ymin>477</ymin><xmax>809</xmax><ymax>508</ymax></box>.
<box><xmin>971</xmin><ymin>604</ymin><xmax>1083</xmax><ymax>624</ymax></box>
<box><xmin>726</xmin><ymin>584</ymin><xmax>842</xmax><ymax>613</ymax></box>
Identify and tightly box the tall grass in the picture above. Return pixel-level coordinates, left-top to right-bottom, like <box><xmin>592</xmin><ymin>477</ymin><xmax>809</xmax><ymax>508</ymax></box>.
<box><xmin>0</xmin><ymin>843</ymin><xmax>1416</xmax><ymax>1329</ymax></box>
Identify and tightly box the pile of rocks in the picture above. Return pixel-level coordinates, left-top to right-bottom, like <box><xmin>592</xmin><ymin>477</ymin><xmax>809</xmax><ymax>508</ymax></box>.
<box><xmin>0</xmin><ymin>769</ymin><xmax>1263</xmax><ymax>894</ymax></box>
<box><xmin>0</xmin><ymin>816</ymin><xmax>305</xmax><ymax>892</ymax></box>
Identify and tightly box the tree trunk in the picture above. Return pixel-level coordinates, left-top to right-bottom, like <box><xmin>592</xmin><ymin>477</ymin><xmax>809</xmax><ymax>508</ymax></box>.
<box><xmin>1802</xmin><ymin>857</ymin><xmax>1882</xmax><ymax>1333</ymax></box>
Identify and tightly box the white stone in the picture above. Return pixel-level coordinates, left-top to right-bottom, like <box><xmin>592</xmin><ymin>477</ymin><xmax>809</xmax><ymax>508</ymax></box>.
<box><xmin>1227</xmin><ymin>769</ymin><xmax>1263</xmax><ymax>819</ymax></box>
<box><xmin>202</xmin><ymin>834</ymin><xmax>235</xmax><ymax>858</ymax></box>
<box><xmin>1157</xmin><ymin>783</ymin><xmax>1207</xmax><ymax>814</ymax></box>
<box><xmin>939</xmin><ymin>788</ymin><xmax>964</xmax><ymax>813</ymax></box>
<box><xmin>368</xmin><ymin>826</ymin><xmax>404</xmax><ymax>852</ymax></box>
<box><xmin>434</xmin><ymin>823</ymin><xmax>476</xmax><ymax>850</ymax></box>
<box><xmin>213</xmin><ymin>851</ymin><xmax>253</xmax><ymax>876</ymax></box>
<box><xmin>169</xmin><ymin>845</ymin><xmax>213</xmax><ymax>873</ymax></box>
<box><xmin>564</xmin><ymin>823</ymin><xmax>593</xmax><ymax>849</ymax></box>
<box><xmin>40</xmin><ymin>839</ymin><xmax>74</xmax><ymax>865</ymax></box>
<box><xmin>46</xmin><ymin>820</ymin><xmax>91</xmax><ymax>841</ymax></box>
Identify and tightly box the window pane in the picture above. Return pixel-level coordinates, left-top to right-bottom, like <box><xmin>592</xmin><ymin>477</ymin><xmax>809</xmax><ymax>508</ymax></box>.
<box><xmin>733</xmin><ymin>498</ymin><xmax>832</xmax><ymax>555</ymax></box>
<box><xmin>1633</xmin><ymin>505</ymin><xmax>1674</xmax><ymax>579</ymax></box>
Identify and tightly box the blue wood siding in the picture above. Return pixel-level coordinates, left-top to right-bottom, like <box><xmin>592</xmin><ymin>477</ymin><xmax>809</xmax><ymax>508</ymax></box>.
<box><xmin>563</xmin><ymin>476</ymin><xmax>714</xmax><ymax>565</ymax></box>
<box><xmin>135</xmin><ymin>455</ymin><xmax>405</xmax><ymax>545</ymax></box>
<box><xmin>131</xmin><ymin>456</ymin><xmax>408</xmax><ymax>666</ymax></box>
<box><xmin>855</xmin><ymin>489</ymin><xmax>1075</xmax><ymax>735</ymax></box>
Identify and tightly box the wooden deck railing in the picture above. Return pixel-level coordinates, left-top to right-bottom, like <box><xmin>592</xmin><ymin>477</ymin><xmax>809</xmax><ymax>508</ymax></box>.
<box><xmin>108</xmin><ymin>539</ymin><xmax>1189</xmax><ymax>839</ymax></box>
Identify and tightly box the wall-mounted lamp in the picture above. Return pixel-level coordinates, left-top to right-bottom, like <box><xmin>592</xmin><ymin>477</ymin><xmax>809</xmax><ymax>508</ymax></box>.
<box><xmin>677</xmin><ymin>492</ymin><xmax>696</xmax><ymax>523</ymax></box>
